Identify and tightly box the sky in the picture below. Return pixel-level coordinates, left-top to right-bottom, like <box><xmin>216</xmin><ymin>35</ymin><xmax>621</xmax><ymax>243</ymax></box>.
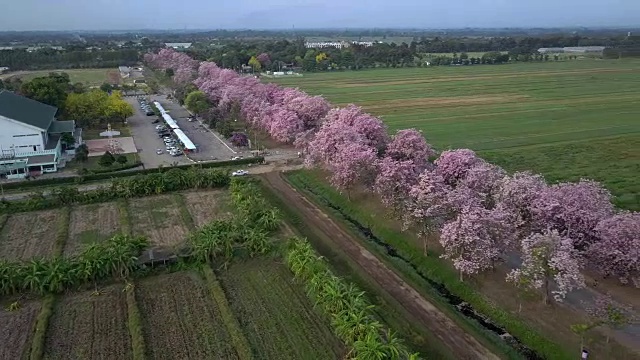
<box><xmin>2</xmin><ymin>0</ymin><xmax>640</xmax><ymax>31</ymax></box>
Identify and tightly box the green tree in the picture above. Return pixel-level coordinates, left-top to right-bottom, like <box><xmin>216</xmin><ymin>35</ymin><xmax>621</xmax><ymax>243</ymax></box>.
<box><xmin>165</xmin><ymin>68</ymin><xmax>174</xmax><ymax>77</ymax></box>
<box><xmin>74</xmin><ymin>144</ymin><xmax>89</xmax><ymax>162</ymax></box>
<box><xmin>116</xmin><ymin>154</ymin><xmax>128</xmax><ymax>165</ymax></box>
<box><xmin>184</xmin><ymin>90</ymin><xmax>210</xmax><ymax>117</ymax></box>
<box><xmin>100</xmin><ymin>82</ymin><xmax>113</xmax><ymax>93</ymax></box>
<box><xmin>105</xmin><ymin>91</ymin><xmax>134</xmax><ymax>123</ymax></box>
<box><xmin>99</xmin><ymin>151</ymin><xmax>115</xmax><ymax>167</ymax></box>
<box><xmin>248</xmin><ymin>56</ymin><xmax>261</xmax><ymax>72</ymax></box>
<box><xmin>20</xmin><ymin>76</ymin><xmax>68</xmax><ymax>109</ymax></box>
<box><xmin>65</xmin><ymin>90</ymin><xmax>110</xmax><ymax>128</ymax></box>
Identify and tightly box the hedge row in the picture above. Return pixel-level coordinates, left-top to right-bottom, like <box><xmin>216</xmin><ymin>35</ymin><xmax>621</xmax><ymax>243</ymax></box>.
<box><xmin>2</xmin><ymin>157</ymin><xmax>264</xmax><ymax>191</ymax></box>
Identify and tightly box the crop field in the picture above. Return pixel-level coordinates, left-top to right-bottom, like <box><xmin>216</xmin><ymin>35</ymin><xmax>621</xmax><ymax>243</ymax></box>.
<box><xmin>129</xmin><ymin>195</ymin><xmax>190</xmax><ymax>248</ymax></box>
<box><xmin>0</xmin><ymin>300</ymin><xmax>40</xmax><ymax>360</ymax></box>
<box><xmin>43</xmin><ymin>285</ymin><xmax>131</xmax><ymax>359</ymax></box>
<box><xmin>0</xmin><ymin>68</ymin><xmax>118</xmax><ymax>85</ymax></box>
<box><xmin>0</xmin><ymin>209</ymin><xmax>62</xmax><ymax>260</ymax></box>
<box><xmin>135</xmin><ymin>271</ymin><xmax>238</xmax><ymax>359</ymax></box>
<box><xmin>219</xmin><ymin>258</ymin><xmax>345</xmax><ymax>359</ymax></box>
<box><xmin>270</xmin><ymin>60</ymin><xmax>640</xmax><ymax>210</ymax></box>
<box><xmin>182</xmin><ymin>190</ymin><xmax>232</xmax><ymax>227</ymax></box>
<box><xmin>64</xmin><ymin>203</ymin><xmax>121</xmax><ymax>256</ymax></box>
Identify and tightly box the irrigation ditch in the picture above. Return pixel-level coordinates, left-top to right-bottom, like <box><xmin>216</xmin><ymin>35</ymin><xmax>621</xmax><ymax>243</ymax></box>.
<box><xmin>294</xmin><ymin>182</ymin><xmax>545</xmax><ymax>360</ymax></box>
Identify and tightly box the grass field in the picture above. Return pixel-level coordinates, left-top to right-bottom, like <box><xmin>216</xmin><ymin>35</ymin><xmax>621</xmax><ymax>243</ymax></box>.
<box><xmin>0</xmin><ymin>68</ymin><xmax>118</xmax><ymax>85</ymax></box>
<box><xmin>129</xmin><ymin>195</ymin><xmax>191</xmax><ymax>249</ymax></box>
<box><xmin>269</xmin><ymin>60</ymin><xmax>640</xmax><ymax>210</ymax></box>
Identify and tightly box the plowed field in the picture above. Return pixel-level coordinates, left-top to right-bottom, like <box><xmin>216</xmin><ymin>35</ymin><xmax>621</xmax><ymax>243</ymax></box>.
<box><xmin>129</xmin><ymin>195</ymin><xmax>189</xmax><ymax>248</ymax></box>
<box><xmin>0</xmin><ymin>209</ymin><xmax>61</xmax><ymax>260</ymax></box>
<box><xmin>0</xmin><ymin>300</ymin><xmax>41</xmax><ymax>360</ymax></box>
<box><xmin>64</xmin><ymin>202</ymin><xmax>121</xmax><ymax>256</ymax></box>
<box><xmin>43</xmin><ymin>285</ymin><xmax>131</xmax><ymax>359</ymax></box>
<box><xmin>135</xmin><ymin>271</ymin><xmax>238</xmax><ymax>359</ymax></box>
<box><xmin>182</xmin><ymin>190</ymin><xmax>232</xmax><ymax>227</ymax></box>
<box><xmin>219</xmin><ymin>258</ymin><xmax>345</xmax><ymax>359</ymax></box>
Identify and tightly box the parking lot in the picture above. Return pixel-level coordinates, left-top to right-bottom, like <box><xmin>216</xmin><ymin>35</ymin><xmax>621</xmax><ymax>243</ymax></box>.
<box><xmin>125</xmin><ymin>97</ymin><xmax>192</xmax><ymax>168</ymax></box>
<box><xmin>150</xmin><ymin>95</ymin><xmax>238</xmax><ymax>162</ymax></box>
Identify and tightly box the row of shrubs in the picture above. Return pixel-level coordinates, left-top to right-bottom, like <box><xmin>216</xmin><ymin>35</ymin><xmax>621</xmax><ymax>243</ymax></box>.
<box><xmin>0</xmin><ymin>234</ymin><xmax>148</xmax><ymax>296</ymax></box>
<box><xmin>189</xmin><ymin>178</ymin><xmax>282</xmax><ymax>263</ymax></box>
<box><xmin>3</xmin><ymin>157</ymin><xmax>264</xmax><ymax>191</ymax></box>
<box><xmin>286</xmin><ymin>237</ymin><xmax>419</xmax><ymax>360</ymax></box>
<box><xmin>0</xmin><ymin>168</ymin><xmax>230</xmax><ymax>214</ymax></box>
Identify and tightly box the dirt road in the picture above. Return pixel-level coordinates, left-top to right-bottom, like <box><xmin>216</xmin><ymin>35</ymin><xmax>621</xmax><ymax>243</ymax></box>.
<box><xmin>260</xmin><ymin>171</ymin><xmax>499</xmax><ymax>360</ymax></box>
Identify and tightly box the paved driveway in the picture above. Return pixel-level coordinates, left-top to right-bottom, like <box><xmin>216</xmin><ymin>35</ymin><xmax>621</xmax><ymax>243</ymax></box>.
<box><xmin>125</xmin><ymin>97</ymin><xmax>191</xmax><ymax>168</ymax></box>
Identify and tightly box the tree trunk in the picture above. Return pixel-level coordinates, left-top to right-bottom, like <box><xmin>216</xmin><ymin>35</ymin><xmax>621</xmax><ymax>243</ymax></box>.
<box><xmin>543</xmin><ymin>278</ymin><xmax>550</xmax><ymax>305</ymax></box>
<box><xmin>459</xmin><ymin>271</ymin><xmax>464</xmax><ymax>282</ymax></box>
<box><xmin>423</xmin><ymin>237</ymin><xmax>428</xmax><ymax>256</ymax></box>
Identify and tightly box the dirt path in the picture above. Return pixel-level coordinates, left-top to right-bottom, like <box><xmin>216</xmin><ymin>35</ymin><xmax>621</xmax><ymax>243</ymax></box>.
<box><xmin>260</xmin><ymin>171</ymin><xmax>499</xmax><ymax>360</ymax></box>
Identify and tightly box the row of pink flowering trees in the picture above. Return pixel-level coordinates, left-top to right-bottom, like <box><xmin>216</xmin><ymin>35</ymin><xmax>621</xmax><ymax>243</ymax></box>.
<box><xmin>145</xmin><ymin>49</ymin><xmax>639</xmax><ymax>304</ymax></box>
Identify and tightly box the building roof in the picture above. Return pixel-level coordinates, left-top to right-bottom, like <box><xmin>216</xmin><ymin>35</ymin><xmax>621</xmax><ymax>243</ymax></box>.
<box><xmin>0</xmin><ymin>90</ymin><xmax>57</xmax><ymax>130</ymax></box>
<box><xmin>165</xmin><ymin>42</ymin><xmax>192</xmax><ymax>48</ymax></box>
<box><xmin>25</xmin><ymin>154</ymin><xmax>56</xmax><ymax>165</ymax></box>
<box><xmin>48</xmin><ymin>120</ymin><xmax>75</xmax><ymax>134</ymax></box>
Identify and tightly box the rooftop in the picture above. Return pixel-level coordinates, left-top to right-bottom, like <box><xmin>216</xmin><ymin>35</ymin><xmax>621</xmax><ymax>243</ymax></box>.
<box><xmin>0</xmin><ymin>90</ymin><xmax>57</xmax><ymax>130</ymax></box>
<box><xmin>48</xmin><ymin>120</ymin><xmax>75</xmax><ymax>134</ymax></box>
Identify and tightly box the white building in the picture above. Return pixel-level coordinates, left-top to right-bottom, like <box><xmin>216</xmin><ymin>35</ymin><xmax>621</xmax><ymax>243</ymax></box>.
<box><xmin>0</xmin><ymin>90</ymin><xmax>82</xmax><ymax>179</ymax></box>
<box><xmin>119</xmin><ymin>66</ymin><xmax>132</xmax><ymax>78</ymax></box>
<box><xmin>165</xmin><ymin>43</ymin><xmax>192</xmax><ymax>49</ymax></box>
<box><xmin>304</xmin><ymin>41</ymin><xmax>375</xmax><ymax>49</ymax></box>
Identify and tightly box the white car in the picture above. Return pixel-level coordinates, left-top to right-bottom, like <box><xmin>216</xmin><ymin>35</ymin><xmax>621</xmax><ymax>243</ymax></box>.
<box><xmin>231</xmin><ymin>156</ymin><xmax>243</xmax><ymax>160</ymax></box>
<box><xmin>232</xmin><ymin>170</ymin><xmax>249</xmax><ymax>176</ymax></box>
<box><xmin>155</xmin><ymin>149</ymin><xmax>163</xmax><ymax>155</ymax></box>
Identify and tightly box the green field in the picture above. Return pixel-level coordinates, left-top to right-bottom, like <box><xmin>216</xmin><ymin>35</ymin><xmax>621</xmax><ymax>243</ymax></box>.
<box><xmin>269</xmin><ymin>60</ymin><xmax>640</xmax><ymax>210</ymax></box>
<box><xmin>0</xmin><ymin>68</ymin><xmax>116</xmax><ymax>85</ymax></box>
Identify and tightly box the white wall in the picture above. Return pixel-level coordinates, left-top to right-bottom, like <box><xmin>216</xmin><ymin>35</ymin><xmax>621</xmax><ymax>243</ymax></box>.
<box><xmin>0</xmin><ymin>115</ymin><xmax>46</xmax><ymax>154</ymax></box>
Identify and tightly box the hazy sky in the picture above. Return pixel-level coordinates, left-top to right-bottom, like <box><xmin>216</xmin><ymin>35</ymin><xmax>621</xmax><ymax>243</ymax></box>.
<box><xmin>2</xmin><ymin>0</ymin><xmax>639</xmax><ymax>31</ymax></box>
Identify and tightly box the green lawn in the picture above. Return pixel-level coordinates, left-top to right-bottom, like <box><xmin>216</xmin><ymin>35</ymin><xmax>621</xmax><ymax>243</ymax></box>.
<box><xmin>268</xmin><ymin>60</ymin><xmax>640</xmax><ymax>210</ymax></box>
<box><xmin>1</xmin><ymin>68</ymin><xmax>116</xmax><ymax>86</ymax></box>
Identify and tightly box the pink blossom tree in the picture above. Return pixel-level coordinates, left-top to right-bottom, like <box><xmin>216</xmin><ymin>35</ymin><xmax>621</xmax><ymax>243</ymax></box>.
<box><xmin>440</xmin><ymin>206</ymin><xmax>512</xmax><ymax>280</ymax></box>
<box><xmin>328</xmin><ymin>142</ymin><xmax>378</xmax><ymax>198</ymax></box>
<box><xmin>531</xmin><ymin>180</ymin><xmax>615</xmax><ymax>251</ymax></box>
<box><xmin>374</xmin><ymin>158</ymin><xmax>421</xmax><ymax>215</ymax></box>
<box><xmin>323</xmin><ymin>105</ymin><xmax>388</xmax><ymax>150</ymax></box>
<box><xmin>434</xmin><ymin>149</ymin><xmax>482</xmax><ymax>186</ymax></box>
<box><xmin>586</xmin><ymin>293</ymin><xmax>637</xmax><ymax>344</ymax></box>
<box><xmin>305</xmin><ymin>120</ymin><xmax>364</xmax><ymax>168</ymax></box>
<box><xmin>257</xmin><ymin>53</ymin><xmax>271</xmax><ymax>67</ymax></box>
<box><xmin>507</xmin><ymin>229</ymin><xmax>585</xmax><ymax>304</ymax></box>
<box><xmin>385</xmin><ymin>128</ymin><xmax>435</xmax><ymax>168</ymax></box>
<box><xmin>495</xmin><ymin>171</ymin><xmax>547</xmax><ymax>239</ymax></box>
<box><xmin>460</xmin><ymin>161</ymin><xmax>507</xmax><ymax>208</ymax></box>
<box><xmin>589</xmin><ymin>212</ymin><xmax>640</xmax><ymax>286</ymax></box>
<box><xmin>405</xmin><ymin>171</ymin><xmax>456</xmax><ymax>254</ymax></box>
<box><xmin>268</xmin><ymin>107</ymin><xmax>303</xmax><ymax>143</ymax></box>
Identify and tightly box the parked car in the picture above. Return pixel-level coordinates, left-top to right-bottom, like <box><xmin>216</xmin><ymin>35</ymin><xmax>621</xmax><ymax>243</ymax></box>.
<box><xmin>232</xmin><ymin>170</ymin><xmax>249</xmax><ymax>176</ymax></box>
<box><xmin>152</xmin><ymin>119</ymin><xmax>160</xmax><ymax>124</ymax></box>
<box><xmin>145</xmin><ymin>110</ymin><xmax>155</xmax><ymax>116</ymax></box>
<box><xmin>155</xmin><ymin>149</ymin><xmax>163</xmax><ymax>155</ymax></box>
<box><xmin>231</xmin><ymin>156</ymin><xmax>243</xmax><ymax>160</ymax></box>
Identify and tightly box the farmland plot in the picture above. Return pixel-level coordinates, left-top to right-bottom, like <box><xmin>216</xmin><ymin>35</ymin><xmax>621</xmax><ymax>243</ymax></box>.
<box><xmin>63</xmin><ymin>202</ymin><xmax>121</xmax><ymax>256</ymax></box>
<box><xmin>219</xmin><ymin>259</ymin><xmax>345</xmax><ymax>360</ymax></box>
<box><xmin>136</xmin><ymin>271</ymin><xmax>238</xmax><ymax>360</ymax></box>
<box><xmin>0</xmin><ymin>209</ymin><xmax>61</xmax><ymax>260</ymax></box>
<box><xmin>0</xmin><ymin>300</ymin><xmax>40</xmax><ymax>360</ymax></box>
<box><xmin>43</xmin><ymin>285</ymin><xmax>131</xmax><ymax>360</ymax></box>
<box><xmin>129</xmin><ymin>195</ymin><xmax>190</xmax><ymax>248</ymax></box>
<box><xmin>182</xmin><ymin>190</ymin><xmax>232</xmax><ymax>227</ymax></box>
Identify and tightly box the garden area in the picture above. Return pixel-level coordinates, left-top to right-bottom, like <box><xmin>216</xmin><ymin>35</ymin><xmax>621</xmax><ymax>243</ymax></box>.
<box><xmin>0</xmin><ymin>168</ymin><xmax>417</xmax><ymax>359</ymax></box>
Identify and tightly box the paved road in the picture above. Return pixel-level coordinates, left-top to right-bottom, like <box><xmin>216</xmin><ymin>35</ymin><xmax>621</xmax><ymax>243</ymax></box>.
<box><xmin>125</xmin><ymin>96</ymin><xmax>191</xmax><ymax>168</ymax></box>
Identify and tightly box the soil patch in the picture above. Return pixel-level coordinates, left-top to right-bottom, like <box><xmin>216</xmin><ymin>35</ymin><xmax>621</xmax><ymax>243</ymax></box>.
<box><xmin>43</xmin><ymin>285</ymin><xmax>131</xmax><ymax>359</ymax></box>
<box><xmin>259</xmin><ymin>172</ymin><xmax>499</xmax><ymax>359</ymax></box>
<box><xmin>361</xmin><ymin>95</ymin><xmax>530</xmax><ymax>110</ymax></box>
<box><xmin>64</xmin><ymin>202</ymin><xmax>121</xmax><ymax>256</ymax></box>
<box><xmin>0</xmin><ymin>209</ymin><xmax>61</xmax><ymax>261</ymax></box>
<box><xmin>129</xmin><ymin>195</ymin><xmax>190</xmax><ymax>249</ymax></box>
<box><xmin>0</xmin><ymin>300</ymin><xmax>41</xmax><ymax>360</ymax></box>
<box><xmin>182</xmin><ymin>190</ymin><xmax>232</xmax><ymax>227</ymax></box>
<box><xmin>334</xmin><ymin>68</ymin><xmax>637</xmax><ymax>88</ymax></box>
